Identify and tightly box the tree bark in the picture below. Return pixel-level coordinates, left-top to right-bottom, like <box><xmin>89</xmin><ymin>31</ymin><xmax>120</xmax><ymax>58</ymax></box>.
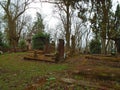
<box><xmin>8</xmin><ymin>19</ymin><xmax>19</xmax><ymax>52</ymax></box>
<box><xmin>66</xmin><ymin>1</ymin><xmax>70</xmax><ymax>50</ymax></box>
<box><xmin>101</xmin><ymin>37</ymin><xmax>106</xmax><ymax>54</ymax></box>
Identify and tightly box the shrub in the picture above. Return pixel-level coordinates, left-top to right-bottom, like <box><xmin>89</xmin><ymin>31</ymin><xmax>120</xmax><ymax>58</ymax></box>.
<box><xmin>89</xmin><ymin>39</ymin><xmax>101</xmax><ymax>54</ymax></box>
<box><xmin>0</xmin><ymin>31</ymin><xmax>3</xmax><ymax>47</ymax></box>
<box><xmin>32</xmin><ymin>32</ymin><xmax>50</xmax><ymax>50</ymax></box>
<box><xmin>0</xmin><ymin>32</ymin><xmax>10</xmax><ymax>52</ymax></box>
<box><xmin>0</xmin><ymin>42</ymin><xmax>10</xmax><ymax>52</ymax></box>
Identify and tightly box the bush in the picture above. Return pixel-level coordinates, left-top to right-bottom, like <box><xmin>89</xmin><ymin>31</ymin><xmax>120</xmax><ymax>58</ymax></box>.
<box><xmin>32</xmin><ymin>32</ymin><xmax>50</xmax><ymax>50</ymax></box>
<box><xmin>89</xmin><ymin>39</ymin><xmax>101</xmax><ymax>54</ymax></box>
<box><xmin>19</xmin><ymin>40</ymin><xmax>27</xmax><ymax>49</ymax></box>
<box><xmin>0</xmin><ymin>31</ymin><xmax>3</xmax><ymax>47</ymax></box>
<box><xmin>0</xmin><ymin>42</ymin><xmax>10</xmax><ymax>52</ymax></box>
<box><xmin>0</xmin><ymin>32</ymin><xmax>10</xmax><ymax>52</ymax></box>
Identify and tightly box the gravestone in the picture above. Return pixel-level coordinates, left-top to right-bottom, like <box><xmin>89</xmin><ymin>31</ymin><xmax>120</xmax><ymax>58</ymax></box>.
<box><xmin>44</xmin><ymin>41</ymin><xmax>50</xmax><ymax>54</ymax></box>
<box><xmin>44</xmin><ymin>41</ymin><xmax>55</xmax><ymax>54</ymax></box>
<box><xmin>55</xmin><ymin>39</ymin><xmax>64</xmax><ymax>62</ymax></box>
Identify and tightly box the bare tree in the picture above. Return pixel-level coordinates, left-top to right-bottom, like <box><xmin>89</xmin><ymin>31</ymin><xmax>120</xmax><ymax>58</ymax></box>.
<box><xmin>41</xmin><ymin>0</ymin><xmax>74</xmax><ymax>50</ymax></box>
<box><xmin>0</xmin><ymin>0</ymin><xmax>33</xmax><ymax>51</ymax></box>
<box><xmin>73</xmin><ymin>19</ymin><xmax>85</xmax><ymax>53</ymax></box>
<box><xmin>53</xmin><ymin>1</ymin><xmax>74</xmax><ymax>51</ymax></box>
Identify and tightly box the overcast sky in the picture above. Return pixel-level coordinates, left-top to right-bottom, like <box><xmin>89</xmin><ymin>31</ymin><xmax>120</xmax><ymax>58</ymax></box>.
<box><xmin>28</xmin><ymin>0</ymin><xmax>120</xmax><ymax>16</ymax></box>
<box><xmin>27</xmin><ymin>0</ymin><xmax>120</xmax><ymax>26</ymax></box>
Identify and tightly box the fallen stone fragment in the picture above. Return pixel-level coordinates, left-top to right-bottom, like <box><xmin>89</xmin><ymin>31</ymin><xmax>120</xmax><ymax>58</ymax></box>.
<box><xmin>60</xmin><ymin>78</ymin><xmax>77</xmax><ymax>84</ymax></box>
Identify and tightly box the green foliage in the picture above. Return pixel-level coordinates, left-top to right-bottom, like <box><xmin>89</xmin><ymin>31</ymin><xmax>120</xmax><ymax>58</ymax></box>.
<box><xmin>33</xmin><ymin>12</ymin><xmax>44</xmax><ymax>33</ymax></box>
<box><xmin>114</xmin><ymin>4</ymin><xmax>120</xmax><ymax>38</ymax></box>
<box><xmin>2</xmin><ymin>43</ymin><xmax>10</xmax><ymax>49</ymax></box>
<box><xmin>0</xmin><ymin>31</ymin><xmax>3</xmax><ymax>46</ymax></box>
<box><xmin>89</xmin><ymin>39</ymin><xmax>101</xmax><ymax>54</ymax></box>
<box><xmin>0</xmin><ymin>31</ymin><xmax>10</xmax><ymax>51</ymax></box>
<box><xmin>32</xmin><ymin>32</ymin><xmax>50</xmax><ymax>50</ymax></box>
<box><xmin>32</xmin><ymin>32</ymin><xmax>50</xmax><ymax>39</ymax></box>
<box><xmin>108</xmin><ymin>4</ymin><xmax>120</xmax><ymax>39</ymax></box>
<box><xmin>18</xmin><ymin>39</ymin><xmax>26</xmax><ymax>49</ymax></box>
<box><xmin>32</xmin><ymin>13</ymin><xmax>47</xmax><ymax>50</ymax></box>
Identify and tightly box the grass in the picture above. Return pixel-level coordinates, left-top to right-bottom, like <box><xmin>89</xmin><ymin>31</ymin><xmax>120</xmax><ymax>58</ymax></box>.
<box><xmin>0</xmin><ymin>53</ymin><xmax>69</xmax><ymax>90</ymax></box>
<box><xmin>0</xmin><ymin>53</ymin><xmax>120</xmax><ymax>90</ymax></box>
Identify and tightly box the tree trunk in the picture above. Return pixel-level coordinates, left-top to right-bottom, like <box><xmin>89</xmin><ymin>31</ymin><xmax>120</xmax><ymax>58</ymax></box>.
<box><xmin>105</xmin><ymin>39</ymin><xmax>110</xmax><ymax>54</ymax></box>
<box><xmin>66</xmin><ymin>2</ymin><xmax>70</xmax><ymax>51</ymax></box>
<box><xmin>71</xmin><ymin>35</ymin><xmax>75</xmax><ymax>55</ymax></box>
<box><xmin>8</xmin><ymin>20</ymin><xmax>19</xmax><ymax>52</ymax></box>
<box><xmin>107</xmin><ymin>40</ymin><xmax>114</xmax><ymax>54</ymax></box>
<box><xmin>101</xmin><ymin>38</ymin><xmax>106</xmax><ymax>54</ymax></box>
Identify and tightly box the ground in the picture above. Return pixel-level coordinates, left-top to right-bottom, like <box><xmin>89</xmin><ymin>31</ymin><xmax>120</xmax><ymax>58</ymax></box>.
<box><xmin>0</xmin><ymin>53</ymin><xmax>120</xmax><ymax>90</ymax></box>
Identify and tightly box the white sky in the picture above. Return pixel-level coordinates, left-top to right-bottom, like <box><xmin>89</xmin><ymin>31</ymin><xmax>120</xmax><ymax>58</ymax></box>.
<box><xmin>27</xmin><ymin>0</ymin><xmax>120</xmax><ymax>26</ymax></box>
<box><xmin>26</xmin><ymin>0</ymin><xmax>120</xmax><ymax>41</ymax></box>
<box><xmin>26</xmin><ymin>1</ymin><xmax>59</xmax><ymax>31</ymax></box>
<box><xmin>25</xmin><ymin>0</ymin><xmax>120</xmax><ymax>38</ymax></box>
<box><xmin>28</xmin><ymin>0</ymin><xmax>120</xmax><ymax>16</ymax></box>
